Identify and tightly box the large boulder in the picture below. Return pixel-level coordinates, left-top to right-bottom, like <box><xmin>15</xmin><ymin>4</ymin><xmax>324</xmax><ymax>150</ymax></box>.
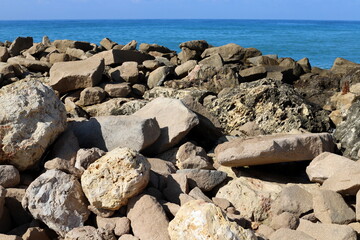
<box><xmin>168</xmin><ymin>200</ymin><xmax>256</xmax><ymax>240</ymax></box>
<box><xmin>330</xmin><ymin>57</ymin><xmax>360</xmax><ymax>75</ymax></box>
<box><xmin>133</xmin><ymin>97</ymin><xmax>199</xmax><ymax>155</ymax></box>
<box><xmin>81</xmin><ymin>148</ymin><xmax>150</xmax><ymax>211</ymax></box>
<box><xmin>22</xmin><ymin>169</ymin><xmax>90</xmax><ymax>237</ymax></box>
<box><xmin>91</xmin><ymin>49</ymin><xmax>154</xmax><ymax>65</ymax></box>
<box><xmin>53</xmin><ymin>39</ymin><xmax>93</xmax><ymax>52</ymax></box>
<box><xmin>49</xmin><ymin>57</ymin><xmax>104</xmax><ymax>94</ymax></box>
<box><xmin>215</xmin><ymin>133</ymin><xmax>335</xmax><ymax>167</ymax></box>
<box><xmin>201</xmin><ymin>43</ymin><xmax>245</xmax><ymax>62</ymax></box>
<box><xmin>69</xmin><ymin>115</ymin><xmax>160</xmax><ymax>152</ymax></box>
<box><xmin>204</xmin><ymin>78</ymin><xmax>332</xmax><ymax>135</ymax></box>
<box><xmin>7</xmin><ymin>56</ymin><xmax>51</xmax><ymax>72</ymax></box>
<box><xmin>0</xmin><ymin>80</ymin><xmax>67</xmax><ymax>171</ymax></box>
<box><xmin>8</xmin><ymin>37</ymin><xmax>33</xmax><ymax>56</ymax></box>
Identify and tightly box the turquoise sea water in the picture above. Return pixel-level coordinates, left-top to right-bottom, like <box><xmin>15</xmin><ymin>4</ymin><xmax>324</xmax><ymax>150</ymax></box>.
<box><xmin>0</xmin><ymin>19</ymin><xmax>359</xmax><ymax>69</ymax></box>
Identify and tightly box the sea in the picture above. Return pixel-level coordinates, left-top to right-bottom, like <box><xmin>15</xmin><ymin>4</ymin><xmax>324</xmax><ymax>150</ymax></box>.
<box><xmin>0</xmin><ymin>19</ymin><xmax>359</xmax><ymax>69</ymax></box>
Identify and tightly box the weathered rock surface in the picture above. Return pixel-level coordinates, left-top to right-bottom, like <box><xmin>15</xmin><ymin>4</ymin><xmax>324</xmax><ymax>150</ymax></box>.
<box><xmin>127</xmin><ymin>194</ymin><xmax>170</xmax><ymax>240</ymax></box>
<box><xmin>331</xmin><ymin>57</ymin><xmax>360</xmax><ymax>75</ymax></box>
<box><xmin>147</xmin><ymin>66</ymin><xmax>172</xmax><ymax>89</ymax></box>
<box><xmin>75</xmin><ymin>147</ymin><xmax>106</xmax><ymax>172</ymax></box>
<box><xmin>175</xmin><ymin>142</ymin><xmax>212</xmax><ymax>170</ymax></box>
<box><xmin>81</xmin><ymin>148</ymin><xmax>150</xmax><ymax>211</ymax></box>
<box><xmin>8</xmin><ymin>37</ymin><xmax>33</xmax><ymax>56</ymax></box>
<box><xmin>133</xmin><ymin>97</ymin><xmax>199</xmax><ymax>155</ymax></box>
<box><xmin>64</xmin><ymin>226</ymin><xmax>115</xmax><ymax>240</ymax></box>
<box><xmin>0</xmin><ymin>46</ymin><xmax>9</xmax><ymax>62</ymax></box>
<box><xmin>7</xmin><ymin>56</ymin><xmax>51</xmax><ymax>72</ymax></box>
<box><xmin>0</xmin><ymin>165</ymin><xmax>20</xmax><ymax>188</ymax></box>
<box><xmin>0</xmin><ymin>79</ymin><xmax>67</xmax><ymax>171</ymax></box>
<box><xmin>69</xmin><ymin>115</ymin><xmax>160</xmax><ymax>152</ymax></box>
<box><xmin>175</xmin><ymin>60</ymin><xmax>197</xmax><ymax>78</ymax></box>
<box><xmin>168</xmin><ymin>200</ymin><xmax>256</xmax><ymax>240</ymax></box>
<box><xmin>270</xmin><ymin>212</ymin><xmax>299</xmax><ymax>230</ymax></box>
<box><xmin>53</xmin><ymin>39</ymin><xmax>93</xmax><ymax>52</ymax></box>
<box><xmin>49</xmin><ymin>57</ymin><xmax>104</xmax><ymax>94</ymax></box>
<box><xmin>201</xmin><ymin>43</ymin><xmax>245</xmax><ymax>62</ymax></box>
<box><xmin>269</xmin><ymin>228</ymin><xmax>315</xmax><ymax>240</ymax></box>
<box><xmin>239</xmin><ymin>66</ymin><xmax>267</xmax><ymax>82</ymax></box>
<box><xmin>215</xmin><ymin>133</ymin><xmax>335</xmax><ymax>167</ymax></box>
<box><xmin>103</xmin><ymin>82</ymin><xmax>131</xmax><ymax>98</ymax></box>
<box><xmin>177</xmin><ymin>169</ymin><xmax>227</xmax><ymax>191</ymax></box>
<box><xmin>22</xmin><ymin>170</ymin><xmax>90</xmax><ymax>237</ymax></box>
<box><xmin>76</xmin><ymin>87</ymin><xmax>106</xmax><ymax>106</ymax></box>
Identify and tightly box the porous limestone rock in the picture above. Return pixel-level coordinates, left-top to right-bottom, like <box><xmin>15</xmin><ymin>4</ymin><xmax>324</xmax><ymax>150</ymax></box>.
<box><xmin>168</xmin><ymin>200</ymin><xmax>256</xmax><ymax>240</ymax></box>
<box><xmin>0</xmin><ymin>79</ymin><xmax>67</xmax><ymax>171</ymax></box>
<box><xmin>81</xmin><ymin>147</ymin><xmax>150</xmax><ymax>211</ymax></box>
<box><xmin>22</xmin><ymin>170</ymin><xmax>90</xmax><ymax>237</ymax></box>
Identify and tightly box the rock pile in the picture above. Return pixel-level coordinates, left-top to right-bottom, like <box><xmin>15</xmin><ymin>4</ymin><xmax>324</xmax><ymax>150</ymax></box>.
<box><xmin>1</xmin><ymin>36</ymin><xmax>360</xmax><ymax>239</ymax></box>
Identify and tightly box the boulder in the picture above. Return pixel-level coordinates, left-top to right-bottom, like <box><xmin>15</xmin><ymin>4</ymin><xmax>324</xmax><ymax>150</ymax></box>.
<box><xmin>279</xmin><ymin>58</ymin><xmax>303</xmax><ymax>78</ymax></box>
<box><xmin>269</xmin><ymin>228</ymin><xmax>315</xmax><ymax>240</ymax></box>
<box><xmin>69</xmin><ymin>115</ymin><xmax>160</xmax><ymax>152</ymax></box>
<box><xmin>81</xmin><ymin>148</ymin><xmax>150</xmax><ymax>211</ymax></box>
<box><xmin>306</xmin><ymin>152</ymin><xmax>357</xmax><ymax>183</ymax></box>
<box><xmin>216</xmin><ymin>177</ymin><xmax>283</xmax><ymax>221</ymax></box>
<box><xmin>0</xmin><ymin>47</ymin><xmax>9</xmax><ymax>62</ymax></box>
<box><xmin>48</xmin><ymin>129</ymin><xmax>80</xmax><ymax>163</ymax></box>
<box><xmin>0</xmin><ymin>165</ymin><xmax>20</xmax><ymax>188</ymax></box>
<box><xmin>297</xmin><ymin>219</ymin><xmax>356</xmax><ymax>240</ymax></box>
<box><xmin>103</xmin><ymin>82</ymin><xmax>131</xmax><ymax>98</ymax></box>
<box><xmin>22</xmin><ymin>227</ymin><xmax>51</xmax><ymax>240</ymax></box>
<box><xmin>215</xmin><ymin>133</ymin><xmax>335</xmax><ymax>167</ymax></box>
<box><xmin>127</xmin><ymin>194</ymin><xmax>170</xmax><ymax>240</ymax></box>
<box><xmin>179</xmin><ymin>40</ymin><xmax>209</xmax><ymax>52</ymax></box>
<box><xmin>75</xmin><ymin>147</ymin><xmax>106</xmax><ymax>171</ymax></box>
<box><xmin>140</xmin><ymin>43</ymin><xmax>173</xmax><ymax>53</ymax></box>
<box><xmin>178</xmin><ymin>47</ymin><xmax>198</xmax><ymax>63</ymax></box>
<box><xmin>118</xmin><ymin>61</ymin><xmax>139</xmax><ymax>83</ymax></box>
<box><xmin>7</xmin><ymin>56</ymin><xmax>51</xmax><ymax>72</ymax></box>
<box><xmin>175</xmin><ymin>142</ymin><xmax>212</xmax><ymax>170</ymax></box>
<box><xmin>65</xmin><ymin>47</ymin><xmax>86</xmax><ymax>60</ymax></box>
<box><xmin>239</xmin><ymin>66</ymin><xmax>267</xmax><ymax>82</ymax></box>
<box><xmin>163</xmin><ymin>173</ymin><xmax>189</xmax><ymax>204</ymax></box>
<box><xmin>96</xmin><ymin>216</ymin><xmax>130</xmax><ymax>236</ymax></box>
<box><xmin>0</xmin><ymin>79</ymin><xmax>67</xmax><ymax>171</ymax></box>
<box><xmin>148</xmin><ymin>157</ymin><xmax>176</xmax><ymax>176</ymax></box>
<box><xmin>5</xmin><ymin>188</ymin><xmax>32</xmax><ymax>226</ymax></box>
<box><xmin>199</xmin><ymin>53</ymin><xmax>223</xmax><ymax>69</ymax></box>
<box><xmin>313</xmin><ymin>189</ymin><xmax>355</xmax><ymax>224</ymax></box>
<box><xmin>143</xmin><ymin>86</ymin><xmax>209</xmax><ymax>102</ymax></box>
<box><xmin>297</xmin><ymin>57</ymin><xmax>312</xmax><ymax>73</ymax></box>
<box><xmin>76</xmin><ymin>87</ymin><xmax>106</xmax><ymax>106</ymax></box>
<box><xmin>270</xmin><ymin>212</ymin><xmax>299</xmax><ymax>230</ymax></box>
<box><xmin>147</xmin><ymin>66</ymin><xmax>172</xmax><ymax>89</ymax></box>
<box><xmin>0</xmin><ymin>186</ymin><xmax>5</xmax><ymax>217</ymax></box>
<box><xmin>100</xmin><ymin>38</ymin><xmax>118</xmax><ymax>50</ymax></box>
<box><xmin>93</xmin><ymin>49</ymin><xmax>154</xmax><ymax>65</ymax></box>
<box><xmin>64</xmin><ymin>226</ymin><xmax>114</xmax><ymax>240</ymax></box>
<box><xmin>143</xmin><ymin>59</ymin><xmax>162</xmax><ymax>70</ymax></box>
<box><xmin>81</xmin><ymin>98</ymin><xmax>133</xmax><ymax>117</ymax></box>
<box><xmin>174</xmin><ymin>60</ymin><xmax>197</xmax><ymax>78</ymax></box>
<box><xmin>8</xmin><ymin>37</ymin><xmax>33</xmax><ymax>56</ymax></box>
<box><xmin>53</xmin><ymin>39</ymin><xmax>93</xmax><ymax>52</ymax></box>
<box><xmin>247</xmin><ymin>55</ymin><xmax>279</xmax><ymax>66</ymax></box>
<box><xmin>204</xmin><ymin>78</ymin><xmax>332</xmax><ymax>135</ymax></box>
<box><xmin>44</xmin><ymin>158</ymin><xmax>83</xmax><ymax>178</ymax></box>
<box><xmin>176</xmin><ymin>169</ymin><xmax>227</xmax><ymax>191</ymax></box>
<box><xmin>201</xmin><ymin>43</ymin><xmax>245</xmax><ymax>62</ymax></box>
<box><xmin>168</xmin><ymin>200</ymin><xmax>256</xmax><ymax>240</ymax></box>
<box><xmin>331</xmin><ymin>57</ymin><xmax>360</xmax><ymax>75</ymax></box>
<box><xmin>49</xmin><ymin>57</ymin><xmax>104</xmax><ymax>94</ymax></box>
<box><xmin>122</xmin><ymin>40</ymin><xmax>137</xmax><ymax>50</ymax></box>
<box><xmin>22</xmin><ymin>170</ymin><xmax>90</xmax><ymax>237</ymax></box>
<box><xmin>134</xmin><ymin>97</ymin><xmax>199</xmax><ymax>155</ymax></box>
<box><xmin>49</xmin><ymin>52</ymin><xmax>70</xmax><ymax>64</ymax></box>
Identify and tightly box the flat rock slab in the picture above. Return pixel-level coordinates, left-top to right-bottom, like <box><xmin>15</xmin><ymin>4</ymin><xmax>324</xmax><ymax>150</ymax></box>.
<box><xmin>215</xmin><ymin>133</ymin><xmax>335</xmax><ymax>167</ymax></box>
<box><xmin>69</xmin><ymin>115</ymin><xmax>160</xmax><ymax>152</ymax></box>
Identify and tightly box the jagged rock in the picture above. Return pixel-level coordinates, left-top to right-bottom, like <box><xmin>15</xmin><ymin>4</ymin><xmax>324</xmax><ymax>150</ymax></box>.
<box><xmin>8</xmin><ymin>37</ymin><xmax>33</xmax><ymax>56</ymax></box>
<box><xmin>168</xmin><ymin>200</ymin><xmax>256</xmax><ymax>240</ymax></box>
<box><xmin>306</xmin><ymin>152</ymin><xmax>356</xmax><ymax>183</ymax></box>
<box><xmin>81</xmin><ymin>148</ymin><xmax>150</xmax><ymax>211</ymax></box>
<box><xmin>102</xmin><ymin>82</ymin><xmax>132</xmax><ymax>98</ymax></box>
<box><xmin>201</xmin><ymin>43</ymin><xmax>245</xmax><ymax>62</ymax></box>
<box><xmin>100</xmin><ymin>38</ymin><xmax>118</xmax><ymax>50</ymax></box>
<box><xmin>81</xmin><ymin>98</ymin><xmax>130</xmax><ymax>117</ymax></box>
<box><xmin>133</xmin><ymin>97</ymin><xmax>199</xmax><ymax>155</ymax></box>
<box><xmin>69</xmin><ymin>115</ymin><xmax>160</xmax><ymax>152</ymax></box>
<box><xmin>215</xmin><ymin>133</ymin><xmax>335</xmax><ymax>167</ymax></box>
<box><xmin>0</xmin><ymin>165</ymin><xmax>20</xmax><ymax>188</ymax></box>
<box><xmin>331</xmin><ymin>57</ymin><xmax>360</xmax><ymax>75</ymax></box>
<box><xmin>216</xmin><ymin>177</ymin><xmax>283</xmax><ymax>222</ymax></box>
<box><xmin>75</xmin><ymin>147</ymin><xmax>106</xmax><ymax>172</ymax></box>
<box><xmin>49</xmin><ymin>52</ymin><xmax>70</xmax><ymax>64</ymax></box>
<box><xmin>96</xmin><ymin>216</ymin><xmax>130</xmax><ymax>236</ymax></box>
<box><xmin>147</xmin><ymin>66</ymin><xmax>172</xmax><ymax>89</ymax></box>
<box><xmin>204</xmin><ymin>78</ymin><xmax>332</xmax><ymax>135</ymax></box>
<box><xmin>140</xmin><ymin>43</ymin><xmax>173</xmax><ymax>53</ymax></box>
<box><xmin>49</xmin><ymin>57</ymin><xmax>104</xmax><ymax>94</ymax></box>
<box><xmin>53</xmin><ymin>39</ymin><xmax>93</xmax><ymax>52</ymax></box>
<box><xmin>0</xmin><ymin>79</ymin><xmax>67</xmax><ymax>171</ymax></box>
<box><xmin>148</xmin><ymin>157</ymin><xmax>176</xmax><ymax>176</ymax></box>
<box><xmin>22</xmin><ymin>170</ymin><xmax>90</xmax><ymax>237</ymax></box>
<box><xmin>176</xmin><ymin>142</ymin><xmax>212</xmax><ymax>170</ymax></box>
<box><xmin>188</xmin><ymin>187</ymin><xmax>212</xmax><ymax>202</ymax></box>
<box><xmin>122</xmin><ymin>40</ymin><xmax>137</xmax><ymax>50</ymax></box>
<box><xmin>247</xmin><ymin>55</ymin><xmax>278</xmax><ymax>66</ymax></box>
<box><xmin>0</xmin><ymin>47</ymin><xmax>9</xmax><ymax>62</ymax></box>
<box><xmin>76</xmin><ymin>87</ymin><xmax>106</xmax><ymax>106</ymax></box>
<box><xmin>297</xmin><ymin>57</ymin><xmax>312</xmax><ymax>73</ymax></box>
<box><xmin>127</xmin><ymin>194</ymin><xmax>170</xmax><ymax>240</ymax></box>
<box><xmin>178</xmin><ymin>47</ymin><xmax>198</xmax><ymax>63</ymax></box>
<box><xmin>269</xmin><ymin>228</ymin><xmax>315</xmax><ymax>240</ymax></box>
<box><xmin>7</xmin><ymin>56</ymin><xmax>51</xmax><ymax>72</ymax></box>
<box><xmin>163</xmin><ymin>173</ymin><xmax>188</xmax><ymax>204</ymax></box>
<box><xmin>279</xmin><ymin>58</ymin><xmax>303</xmax><ymax>78</ymax></box>
<box><xmin>177</xmin><ymin>169</ymin><xmax>226</xmax><ymax>191</ymax></box>
<box><xmin>44</xmin><ymin>158</ymin><xmax>83</xmax><ymax>178</ymax></box>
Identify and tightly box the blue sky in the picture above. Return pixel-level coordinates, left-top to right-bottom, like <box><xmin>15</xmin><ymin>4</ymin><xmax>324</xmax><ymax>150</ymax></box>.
<box><xmin>2</xmin><ymin>0</ymin><xmax>360</xmax><ymax>20</ymax></box>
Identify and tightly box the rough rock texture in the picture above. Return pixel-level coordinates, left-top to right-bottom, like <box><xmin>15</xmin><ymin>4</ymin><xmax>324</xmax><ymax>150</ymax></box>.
<box><xmin>22</xmin><ymin>170</ymin><xmax>90</xmax><ymax>237</ymax></box>
<box><xmin>49</xmin><ymin>57</ymin><xmax>105</xmax><ymax>94</ymax></box>
<box><xmin>75</xmin><ymin>148</ymin><xmax>106</xmax><ymax>172</ymax></box>
<box><xmin>127</xmin><ymin>194</ymin><xmax>170</xmax><ymax>240</ymax></box>
<box><xmin>76</xmin><ymin>87</ymin><xmax>106</xmax><ymax>106</ymax></box>
<box><xmin>7</xmin><ymin>57</ymin><xmax>52</xmax><ymax>72</ymax></box>
<box><xmin>313</xmin><ymin>189</ymin><xmax>355</xmax><ymax>224</ymax></box>
<box><xmin>306</xmin><ymin>152</ymin><xmax>357</xmax><ymax>183</ymax></box>
<box><xmin>201</xmin><ymin>43</ymin><xmax>245</xmax><ymax>62</ymax></box>
<box><xmin>176</xmin><ymin>169</ymin><xmax>227</xmax><ymax>191</ymax></box>
<box><xmin>168</xmin><ymin>200</ymin><xmax>256</xmax><ymax>240</ymax></box>
<box><xmin>216</xmin><ymin>177</ymin><xmax>283</xmax><ymax>221</ymax></box>
<box><xmin>103</xmin><ymin>82</ymin><xmax>131</xmax><ymax>98</ymax></box>
<box><xmin>269</xmin><ymin>228</ymin><xmax>315</xmax><ymax>240</ymax></box>
<box><xmin>8</xmin><ymin>37</ymin><xmax>33</xmax><ymax>56</ymax></box>
<box><xmin>215</xmin><ymin>133</ymin><xmax>335</xmax><ymax>167</ymax></box>
<box><xmin>133</xmin><ymin>97</ymin><xmax>199</xmax><ymax>155</ymax></box>
<box><xmin>147</xmin><ymin>66</ymin><xmax>172</xmax><ymax>89</ymax></box>
<box><xmin>0</xmin><ymin>165</ymin><xmax>20</xmax><ymax>187</ymax></box>
<box><xmin>64</xmin><ymin>226</ymin><xmax>113</xmax><ymax>240</ymax></box>
<box><xmin>204</xmin><ymin>78</ymin><xmax>332</xmax><ymax>135</ymax></box>
<box><xmin>331</xmin><ymin>57</ymin><xmax>360</xmax><ymax>75</ymax></box>
<box><xmin>175</xmin><ymin>142</ymin><xmax>212</xmax><ymax>170</ymax></box>
<box><xmin>81</xmin><ymin>148</ymin><xmax>150</xmax><ymax>211</ymax></box>
<box><xmin>0</xmin><ymin>79</ymin><xmax>67</xmax><ymax>171</ymax></box>
<box><xmin>69</xmin><ymin>115</ymin><xmax>160</xmax><ymax>152</ymax></box>
<box><xmin>22</xmin><ymin>227</ymin><xmax>51</xmax><ymax>240</ymax></box>
<box><xmin>270</xmin><ymin>212</ymin><xmax>299</xmax><ymax>230</ymax></box>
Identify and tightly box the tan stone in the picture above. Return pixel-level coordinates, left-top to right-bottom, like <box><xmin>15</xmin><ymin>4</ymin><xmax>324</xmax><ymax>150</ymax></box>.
<box><xmin>103</xmin><ymin>82</ymin><xmax>131</xmax><ymax>98</ymax></box>
<box><xmin>0</xmin><ymin>47</ymin><xmax>9</xmax><ymax>62</ymax></box>
<box><xmin>7</xmin><ymin>56</ymin><xmax>51</xmax><ymax>72</ymax></box>
<box><xmin>269</xmin><ymin>228</ymin><xmax>315</xmax><ymax>240</ymax></box>
<box><xmin>22</xmin><ymin>227</ymin><xmax>50</xmax><ymax>240</ymax></box>
<box><xmin>0</xmin><ymin>165</ymin><xmax>20</xmax><ymax>188</ymax></box>
<box><xmin>176</xmin><ymin>169</ymin><xmax>227</xmax><ymax>191</ymax></box>
<box><xmin>175</xmin><ymin>60</ymin><xmax>197</xmax><ymax>78</ymax></box>
<box><xmin>76</xmin><ymin>87</ymin><xmax>106</xmax><ymax>106</ymax></box>
<box><xmin>176</xmin><ymin>142</ymin><xmax>212</xmax><ymax>170</ymax></box>
<box><xmin>201</xmin><ymin>43</ymin><xmax>245</xmax><ymax>62</ymax></box>
<box><xmin>0</xmin><ymin>234</ymin><xmax>22</xmax><ymax>240</ymax></box>
<box><xmin>147</xmin><ymin>66</ymin><xmax>171</xmax><ymax>89</ymax></box>
<box><xmin>331</xmin><ymin>57</ymin><xmax>360</xmax><ymax>75</ymax></box>
<box><xmin>239</xmin><ymin>66</ymin><xmax>267</xmax><ymax>82</ymax></box>
<box><xmin>100</xmin><ymin>38</ymin><xmax>118</xmax><ymax>50</ymax></box>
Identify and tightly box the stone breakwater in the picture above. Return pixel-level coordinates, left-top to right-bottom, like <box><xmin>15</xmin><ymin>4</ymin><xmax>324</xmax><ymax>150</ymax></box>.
<box><xmin>0</xmin><ymin>36</ymin><xmax>360</xmax><ymax>239</ymax></box>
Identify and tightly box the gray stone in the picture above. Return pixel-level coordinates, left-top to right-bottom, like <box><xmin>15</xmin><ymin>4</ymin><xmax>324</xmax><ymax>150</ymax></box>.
<box><xmin>75</xmin><ymin>147</ymin><xmax>106</xmax><ymax>172</ymax></box>
<box><xmin>177</xmin><ymin>169</ymin><xmax>227</xmax><ymax>191</ymax></box>
<box><xmin>148</xmin><ymin>157</ymin><xmax>177</xmax><ymax>176</ymax></box>
<box><xmin>147</xmin><ymin>66</ymin><xmax>172</xmax><ymax>89</ymax></box>
<box><xmin>0</xmin><ymin>165</ymin><xmax>20</xmax><ymax>188</ymax></box>
<box><xmin>176</xmin><ymin>142</ymin><xmax>212</xmax><ymax>170</ymax></box>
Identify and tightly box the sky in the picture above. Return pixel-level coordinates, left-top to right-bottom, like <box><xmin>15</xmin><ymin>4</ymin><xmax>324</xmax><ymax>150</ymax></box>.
<box><xmin>1</xmin><ymin>0</ymin><xmax>360</xmax><ymax>21</ymax></box>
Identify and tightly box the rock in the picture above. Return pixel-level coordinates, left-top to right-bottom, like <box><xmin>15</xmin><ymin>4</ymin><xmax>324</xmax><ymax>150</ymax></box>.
<box><xmin>76</xmin><ymin>87</ymin><xmax>106</xmax><ymax>106</ymax></box>
<box><xmin>8</xmin><ymin>37</ymin><xmax>33</xmax><ymax>56</ymax></box>
<box><xmin>212</xmin><ymin>197</ymin><xmax>232</xmax><ymax>210</ymax></box>
<box><xmin>177</xmin><ymin>169</ymin><xmax>226</xmax><ymax>191</ymax></box>
<box><xmin>100</xmin><ymin>38</ymin><xmax>118</xmax><ymax>50</ymax></box>
<box><xmin>81</xmin><ymin>98</ymin><xmax>130</xmax><ymax>117</ymax></box>
<box><xmin>348</xmin><ymin>222</ymin><xmax>360</xmax><ymax>235</ymax></box>
<box><xmin>119</xmin><ymin>235</ymin><xmax>139</xmax><ymax>240</ymax></box>
<box><xmin>53</xmin><ymin>39</ymin><xmax>93</xmax><ymax>52</ymax></box>
<box><xmin>313</xmin><ymin>189</ymin><xmax>355</xmax><ymax>224</ymax></box>
<box><xmin>279</xmin><ymin>58</ymin><xmax>303</xmax><ymax>78</ymax></box>
<box><xmin>5</xmin><ymin>188</ymin><xmax>32</xmax><ymax>226</ymax></box>
<box><xmin>0</xmin><ymin>186</ymin><xmax>5</xmax><ymax>217</ymax></box>
<box><xmin>0</xmin><ymin>165</ymin><xmax>20</xmax><ymax>187</ymax></box>
<box><xmin>178</xmin><ymin>47</ymin><xmax>198</xmax><ymax>63</ymax></box>
<box><xmin>168</xmin><ymin>200</ymin><xmax>256</xmax><ymax>240</ymax></box>
<box><xmin>49</xmin><ymin>52</ymin><xmax>70</xmax><ymax>64</ymax></box>
<box><xmin>216</xmin><ymin>177</ymin><xmax>283</xmax><ymax>222</ymax></box>
<box><xmin>70</xmin><ymin>115</ymin><xmax>160</xmax><ymax>152</ymax></box>
<box><xmin>49</xmin><ymin>128</ymin><xmax>80</xmax><ymax>163</ymax></box>
<box><xmin>215</xmin><ymin>133</ymin><xmax>335</xmax><ymax>167</ymax></box>
<box><xmin>201</xmin><ymin>43</ymin><xmax>245</xmax><ymax>62</ymax></box>
<box><xmin>0</xmin><ymin>234</ymin><xmax>22</xmax><ymax>240</ymax></box>
<box><xmin>96</xmin><ymin>216</ymin><xmax>130</xmax><ymax>236</ymax></box>
<box><xmin>297</xmin><ymin>219</ymin><xmax>357</xmax><ymax>240</ymax></box>
<box><xmin>44</xmin><ymin>158</ymin><xmax>83</xmax><ymax>178</ymax></box>
<box><xmin>118</xmin><ymin>61</ymin><xmax>139</xmax><ymax>83</ymax></box>
<box><xmin>143</xmin><ymin>59</ymin><xmax>162</xmax><ymax>70</ymax></box>
<box><xmin>188</xmin><ymin>187</ymin><xmax>212</xmax><ymax>202</ymax></box>
<box><xmin>64</xmin><ymin>226</ymin><xmax>114</xmax><ymax>240</ymax></box>
<box><xmin>306</xmin><ymin>152</ymin><xmax>356</xmax><ymax>183</ymax></box>
<box><xmin>247</xmin><ymin>55</ymin><xmax>279</xmax><ymax>66</ymax></box>
<box><xmin>81</xmin><ymin>147</ymin><xmax>150</xmax><ymax>211</ymax></box>
<box><xmin>102</xmin><ymin>82</ymin><xmax>131</xmax><ymax>98</ymax></box>
<box><xmin>163</xmin><ymin>173</ymin><xmax>188</xmax><ymax>204</ymax></box>
<box><xmin>270</xmin><ymin>212</ymin><xmax>299</xmax><ymax>230</ymax></box>
<box><xmin>175</xmin><ymin>142</ymin><xmax>212</xmax><ymax>170</ymax></box>
<box><xmin>143</xmin><ymin>86</ymin><xmax>209</xmax><ymax>102</ymax></box>
<box><xmin>297</xmin><ymin>57</ymin><xmax>312</xmax><ymax>73</ymax></box>
<box><xmin>271</xmin><ymin>185</ymin><xmax>313</xmax><ymax>217</ymax></box>
<box><xmin>326</xmin><ymin>91</ymin><xmax>358</xmax><ymax>126</ymax></box>
<box><xmin>179</xmin><ymin>40</ymin><xmax>209</xmax><ymax>52</ymax></box>
<box><xmin>0</xmin><ymin>79</ymin><xmax>67</xmax><ymax>171</ymax></box>
<box><xmin>7</xmin><ymin>56</ymin><xmax>51</xmax><ymax>72</ymax></box>
<box><xmin>148</xmin><ymin>157</ymin><xmax>176</xmax><ymax>176</ymax></box>
<box><xmin>199</xmin><ymin>53</ymin><xmax>223</xmax><ymax>69</ymax></box>
<box><xmin>269</xmin><ymin>228</ymin><xmax>315</xmax><ymax>240</ymax></box>
<box><xmin>357</xmin><ymin>191</ymin><xmax>360</xmax><ymax>221</ymax></box>
<box><xmin>256</xmin><ymin>224</ymin><xmax>275</xmax><ymax>239</ymax></box>
<box><xmin>22</xmin><ymin>170</ymin><xmax>90</xmax><ymax>237</ymax></box>
<box><xmin>122</xmin><ymin>40</ymin><xmax>137</xmax><ymax>50</ymax></box>
<box><xmin>331</xmin><ymin>57</ymin><xmax>360</xmax><ymax>75</ymax></box>
<box><xmin>147</xmin><ymin>66</ymin><xmax>172</xmax><ymax>89</ymax></box>
<box><xmin>140</xmin><ymin>43</ymin><xmax>173</xmax><ymax>53</ymax></box>
<box><xmin>49</xmin><ymin>57</ymin><xmax>105</xmax><ymax>94</ymax></box>
<box><xmin>239</xmin><ymin>66</ymin><xmax>267</xmax><ymax>82</ymax></box>
<box><xmin>127</xmin><ymin>194</ymin><xmax>170</xmax><ymax>240</ymax></box>
<box><xmin>174</xmin><ymin>60</ymin><xmax>197</xmax><ymax>78</ymax></box>
<box><xmin>75</xmin><ymin>147</ymin><xmax>106</xmax><ymax>171</ymax></box>
<box><xmin>204</xmin><ymin>78</ymin><xmax>331</xmax><ymax>135</ymax></box>
<box><xmin>22</xmin><ymin>227</ymin><xmax>51</xmax><ymax>240</ymax></box>
<box><xmin>0</xmin><ymin>47</ymin><xmax>9</xmax><ymax>62</ymax></box>
<box><xmin>134</xmin><ymin>97</ymin><xmax>199</xmax><ymax>154</ymax></box>
<box><xmin>93</xmin><ymin>49</ymin><xmax>154</xmax><ymax>65</ymax></box>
